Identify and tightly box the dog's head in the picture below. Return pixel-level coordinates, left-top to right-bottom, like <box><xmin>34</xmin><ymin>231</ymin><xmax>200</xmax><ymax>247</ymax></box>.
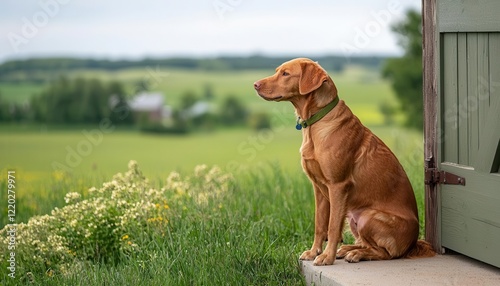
<box><xmin>253</xmin><ymin>58</ymin><xmax>337</xmax><ymax>104</ymax></box>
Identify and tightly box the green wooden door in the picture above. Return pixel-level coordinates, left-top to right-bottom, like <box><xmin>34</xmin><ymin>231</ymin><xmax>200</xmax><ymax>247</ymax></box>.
<box><xmin>438</xmin><ymin>0</ymin><xmax>500</xmax><ymax>268</ymax></box>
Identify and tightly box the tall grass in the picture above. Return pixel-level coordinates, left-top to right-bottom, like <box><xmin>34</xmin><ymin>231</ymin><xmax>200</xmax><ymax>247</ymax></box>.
<box><xmin>1</xmin><ymin>162</ymin><xmax>314</xmax><ymax>285</ymax></box>
<box><xmin>1</xmin><ymin>152</ymin><xmax>425</xmax><ymax>285</ymax></box>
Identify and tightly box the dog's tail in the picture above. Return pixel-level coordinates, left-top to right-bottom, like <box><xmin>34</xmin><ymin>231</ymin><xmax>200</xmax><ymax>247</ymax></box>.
<box><xmin>404</xmin><ymin>240</ymin><xmax>436</xmax><ymax>258</ymax></box>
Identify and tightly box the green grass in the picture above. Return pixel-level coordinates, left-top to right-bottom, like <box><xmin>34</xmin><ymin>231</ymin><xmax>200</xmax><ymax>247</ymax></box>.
<box><xmin>1</xmin><ymin>164</ymin><xmax>314</xmax><ymax>285</ymax></box>
<box><xmin>0</xmin><ymin>125</ymin><xmax>425</xmax><ymax>237</ymax></box>
<box><xmin>0</xmin><ymin>125</ymin><xmax>424</xmax><ymax>225</ymax></box>
<box><xmin>0</xmin><ymin>127</ymin><xmax>302</xmax><ymax>179</ymax></box>
<box><xmin>0</xmin><ymin>142</ymin><xmax>424</xmax><ymax>285</ymax></box>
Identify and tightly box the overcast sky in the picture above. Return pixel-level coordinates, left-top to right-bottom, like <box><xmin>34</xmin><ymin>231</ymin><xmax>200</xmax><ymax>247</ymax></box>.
<box><xmin>0</xmin><ymin>0</ymin><xmax>421</xmax><ymax>63</ymax></box>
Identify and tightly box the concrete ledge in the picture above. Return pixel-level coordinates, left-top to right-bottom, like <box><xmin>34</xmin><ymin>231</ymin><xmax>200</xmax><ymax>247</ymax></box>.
<box><xmin>301</xmin><ymin>254</ymin><xmax>500</xmax><ymax>286</ymax></box>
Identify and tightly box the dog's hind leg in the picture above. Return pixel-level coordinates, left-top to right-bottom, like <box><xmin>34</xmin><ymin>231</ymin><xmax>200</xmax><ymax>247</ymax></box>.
<box><xmin>341</xmin><ymin>210</ymin><xmax>419</xmax><ymax>263</ymax></box>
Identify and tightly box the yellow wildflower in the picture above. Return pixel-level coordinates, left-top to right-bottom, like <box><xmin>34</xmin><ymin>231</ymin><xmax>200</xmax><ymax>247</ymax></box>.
<box><xmin>52</xmin><ymin>170</ymin><xmax>65</xmax><ymax>182</ymax></box>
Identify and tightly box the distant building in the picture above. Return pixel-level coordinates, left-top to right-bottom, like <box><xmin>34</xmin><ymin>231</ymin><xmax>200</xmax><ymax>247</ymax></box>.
<box><xmin>128</xmin><ymin>92</ymin><xmax>171</xmax><ymax>123</ymax></box>
<box><xmin>182</xmin><ymin>101</ymin><xmax>212</xmax><ymax>119</ymax></box>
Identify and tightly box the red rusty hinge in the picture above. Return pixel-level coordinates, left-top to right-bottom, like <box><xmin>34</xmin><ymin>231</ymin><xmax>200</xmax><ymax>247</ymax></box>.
<box><xmin>424</xmin><ymin>156</ymin><xmax>466</xmax><ymax>186</ymax></box>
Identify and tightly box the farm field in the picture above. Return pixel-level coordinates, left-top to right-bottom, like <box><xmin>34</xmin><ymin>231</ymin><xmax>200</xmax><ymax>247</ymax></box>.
<box><xmin>0</xmin><ymin>65</ymin><xmax>402</xmax><ymax>125</ymax></box>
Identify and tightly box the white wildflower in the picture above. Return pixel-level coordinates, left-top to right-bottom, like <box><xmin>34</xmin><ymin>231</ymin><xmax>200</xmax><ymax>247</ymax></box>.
<box><xmin>128</xmin><ymin>160</ymin><xmax>138</xmax><ymax>170</ymax></box>
<box><xmin>64</xmin><ymin>192</ymin><xmax>81</xmax><ymax>204</ymax></box>
<box><xmin>194</xmin><ymin>164</ymin><xmax>208</xmax><ymax>177</ymax></box>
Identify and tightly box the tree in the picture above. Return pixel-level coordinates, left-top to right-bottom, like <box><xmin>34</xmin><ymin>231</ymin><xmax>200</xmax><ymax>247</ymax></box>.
<box><xmin>0</xmin><ymin>92</ymin><xmax>7</xmax><ymax>121</ymax></box>
<box><xmin>382</xmin><ymin>10</ymin><xmax>423</xmax><ymax>130</ymax></box>
<box><xmin>249</xmin><ymin>112</ymin><xmax>271</xmax><ymax>131</ymax></box>
<box><xmin>107</xmin><ymin>80</ymin><xmax>133</xmax><ymax>124</ymax></box>
<box><xmin>219</xmin><ymin>95</ymin><xmax>248</xmax><ymax>126</ymax></box>
<box><xmin>203</xmin><ymin>83</ymin><xmax>215</xmax><ymax>101</ymax></box>
<box><xmin>179</xmin><ymin>90</ymin><xmax>199</xmax><ymax>110</ymax></box>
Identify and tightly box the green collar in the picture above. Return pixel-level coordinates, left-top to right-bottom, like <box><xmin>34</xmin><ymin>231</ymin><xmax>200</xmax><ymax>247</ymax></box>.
<box><xmin>296</xmin><ymin>96</ymin><xmax>340</xmax><ymax>130</ymax></box>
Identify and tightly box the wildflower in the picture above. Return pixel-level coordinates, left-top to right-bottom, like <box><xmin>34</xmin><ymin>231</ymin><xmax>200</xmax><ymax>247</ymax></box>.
<box><xmin>194</xmin><ymin>164</ymin><xmax>208</xmax><ymax>177</ymax></box>
<box><xmin>205</xmin><ymin>166</ymin><xmax>222</xmax><ymax>182</ymax></box>
<box><xmin>64</xmin><ymin>192</ymin><xmax>81</xmax><ymax>204</ymax></box>
<box><xmin>121</xmin><ymin>234</ymin><xmax>129</xmax><ymax>240</ymax></box>
<box><xmin>166</xmin><ymin>171</ymin><xmax>180</xmax><ymax>186</ymax></box>
<box><xmin>128</xmin><ymin>160</ymin><xmax>138</xmax><ymax>170</ymax></box>
<box><xmin>52</xmin><ymin>170</ymin><xmax>65</xmax><ymax>182</ymax></box>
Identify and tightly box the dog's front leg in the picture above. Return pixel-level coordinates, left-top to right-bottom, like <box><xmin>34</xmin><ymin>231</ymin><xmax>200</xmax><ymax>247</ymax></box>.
<box><xmin>313</xmin><ymin>182</ymin><xmax>348</xmax><ymax>266</ymax></box>
<box><xmin>300</xmin><ymin>184</ymin><xmax>329</xmax><ymax>261</ymax></box>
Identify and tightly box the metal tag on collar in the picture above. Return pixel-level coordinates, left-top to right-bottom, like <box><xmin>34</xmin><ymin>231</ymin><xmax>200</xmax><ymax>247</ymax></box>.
<box><xmin>296</xmin><ymin>117</ymin><xmax>307</xmax><ymax>130</ymax></box>
<box><xmin>296</xmin><ymin>117</ymin><xmax>302</xmax><ymax>130</ymax></box>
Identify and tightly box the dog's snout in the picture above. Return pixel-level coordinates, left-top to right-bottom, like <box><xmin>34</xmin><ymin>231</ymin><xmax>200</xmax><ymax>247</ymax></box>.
<box><xmin>253</xmin><ymin>81</ymin><xmax>261</xmax><ymax>90</ymax></box>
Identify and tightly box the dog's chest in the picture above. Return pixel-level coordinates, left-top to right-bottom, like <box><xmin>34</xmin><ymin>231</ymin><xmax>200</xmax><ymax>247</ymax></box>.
<box><xmin>300</xmin><ymin>133</ymin><xmax>329</xmax><ymax>185</ymax></box>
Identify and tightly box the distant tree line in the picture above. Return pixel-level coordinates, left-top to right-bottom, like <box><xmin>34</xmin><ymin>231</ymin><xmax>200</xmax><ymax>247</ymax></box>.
<box><xmin>0</xmin><ymin>55</ymin><xmax>387</xmax><ymax>83</ymax></box>
<box><xmin>30</xmin><ymin>77</ymin><xmax>133</xmax><ymax>125</ymax></box>
<box><xmin>0</xmin><ymin>77</ymin><xmax>133</xmax><ymax>125</ymax></box>
<box><xmin>0</xmin><ymin>76</ymin><xmax>267</xmax><ymax>133</ymax></box>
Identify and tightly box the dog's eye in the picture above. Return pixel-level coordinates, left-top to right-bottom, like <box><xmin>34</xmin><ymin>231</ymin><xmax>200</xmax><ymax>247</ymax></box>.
<box><xmin>282</xmin><ymin>71</ymin><xmax>290</xmax><ymax>76</ymax></box>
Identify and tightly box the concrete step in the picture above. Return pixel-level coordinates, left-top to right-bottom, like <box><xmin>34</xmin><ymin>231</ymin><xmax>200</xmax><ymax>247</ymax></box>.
<box><xmin>301</xmin><ymin>253</ymin><xmax>500</xmax><ymax>286</ymax></box>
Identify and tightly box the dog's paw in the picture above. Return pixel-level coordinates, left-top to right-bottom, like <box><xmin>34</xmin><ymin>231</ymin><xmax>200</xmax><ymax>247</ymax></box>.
<box><xmin>344</xmin><ymin>250</ymin><xmax>361</xmax><ymax>263</ymax></box>
<box><xmin>299</xmin><ymin>249</ymin><xmax>319</xmax><ymax>261</ymax></box>
<box><xmin>336</xmin><ymin>248</ymin><xmax>347</xmax><ymax>259</ymax></box>
<box><xmin>313</xmin><ymin>253</ymin><xmax>336</xmax><ymax>266</ymax></box>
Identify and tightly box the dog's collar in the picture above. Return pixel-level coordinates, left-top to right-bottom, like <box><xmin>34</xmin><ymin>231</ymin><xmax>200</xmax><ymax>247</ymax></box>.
<box><xmin>296</xmin><ymin>96</ymin><xmax>340</xmax><ymax>130</ymax></box>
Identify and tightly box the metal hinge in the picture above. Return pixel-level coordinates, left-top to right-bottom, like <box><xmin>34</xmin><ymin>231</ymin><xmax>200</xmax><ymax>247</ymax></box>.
<box><xmin>424</xmin><ymin>156</ymin><xmax>466</xmax><ymax>186</ymax></box>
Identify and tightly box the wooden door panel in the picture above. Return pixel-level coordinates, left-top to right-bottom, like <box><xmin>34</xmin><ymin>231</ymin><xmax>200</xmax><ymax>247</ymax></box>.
<box><xmin>440</xmin><ymin>30</ymin><xmax>500</xmax><ymax>267</ymax></box>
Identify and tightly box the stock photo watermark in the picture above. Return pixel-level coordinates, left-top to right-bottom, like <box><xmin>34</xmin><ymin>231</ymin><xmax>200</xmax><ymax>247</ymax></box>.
<box><xmin>226</xmin><ymin>105</ymin><xmax>292</xmax><ymax>171</ymax></box>
<box><xmin>213</xmin><ymin>0</ymin><xmax>244</xmax><ymax>20</ymax></box>
<box><xmin>7</xmin><ymin>0</ymin><xmax>72</xmax><ymax>53</ymax></box>
<box><xmin>339</xmin><ymin>0</ymin><xmax>402</xmax><ymax>59</ymax></box>
<box><xmin>443</xmin><ymin>76</ymin><xmax>500</xmax><ymax>131</ymax></box>
<box><xmin>6</xmin><ymin>170</ymin><xmax>17</xmax><ymax>279</ymax></box>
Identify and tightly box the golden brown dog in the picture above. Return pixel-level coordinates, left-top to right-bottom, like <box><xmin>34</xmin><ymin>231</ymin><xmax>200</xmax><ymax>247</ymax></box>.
<box><xmin>253</xmin><ymin>58</ymin><xmax>434</xmax><ymax>266</ymax></box>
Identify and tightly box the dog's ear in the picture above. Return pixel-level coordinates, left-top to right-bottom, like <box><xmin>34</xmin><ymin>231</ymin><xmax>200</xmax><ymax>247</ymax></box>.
<box><xmin>299</xmin><ymin>62</ymin><xmax>328</xmax><ymax>95</ymax></box>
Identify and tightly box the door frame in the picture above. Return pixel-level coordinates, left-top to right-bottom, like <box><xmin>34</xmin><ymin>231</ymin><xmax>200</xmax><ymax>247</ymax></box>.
<box><xmin>422</xmin><ymin>0</ymin><xmax>441</xmax><ymax>253</ymax></box>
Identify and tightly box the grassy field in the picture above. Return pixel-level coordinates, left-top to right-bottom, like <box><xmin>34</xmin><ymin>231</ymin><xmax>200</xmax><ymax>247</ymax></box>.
<box><xmin>0</xmin><ymin>66</ymin><xmax>425</xmax><ymax>285</ymax></box>
<box><xmin>0</xmin><ymin>124</ymin><xmax>424</xmax><ymax>225</ymax></box>
<box><xmin>0</xmin><ymin>129</ymin><xmax>425</xmax><ymax>285</ymax></box>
